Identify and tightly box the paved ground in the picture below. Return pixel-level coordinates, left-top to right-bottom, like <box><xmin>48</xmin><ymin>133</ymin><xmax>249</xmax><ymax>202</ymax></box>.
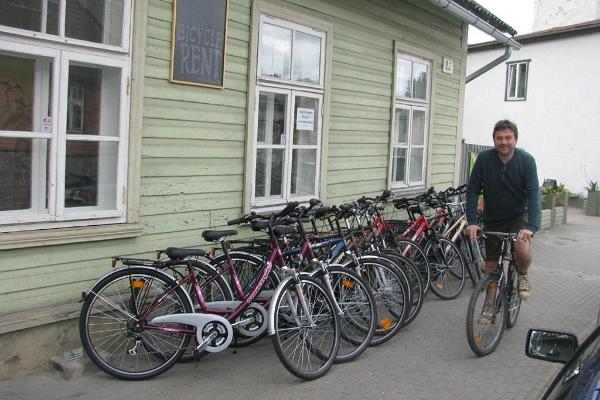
<box><xmin>2</xmin><ymin>209</ymin><xmax>599</xmax><ymax>400</ymax></box>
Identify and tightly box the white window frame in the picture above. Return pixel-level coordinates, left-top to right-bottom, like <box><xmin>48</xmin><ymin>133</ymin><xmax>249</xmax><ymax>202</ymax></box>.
<box><xmin>0</xmin><ymin>0</ymin><xmax>131</xmax><ymax>54</ymax></box>
<box><xmin>506</xmin><ymin>60</ymin><xmax>529</xmax><ymax>101</ymax></box>
<box><xmin>0</xmin><ymin>2</ymin><xmax>132</xmax><ymax>232</ymax></box>
<box><xmin>390</xmin><ymin>52</ymin><xmax>431</xmax><ymax>190</ymax></box>
<box><xmin>251</xmin><ymin>15</ymin><xmax>325</xmax><ymax>209</ymax></box>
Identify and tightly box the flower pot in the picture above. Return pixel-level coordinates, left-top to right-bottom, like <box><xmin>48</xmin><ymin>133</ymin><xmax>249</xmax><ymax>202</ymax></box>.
<box><xmin>541</xmin><ymin>194</ymin><xmax>555</xmax><ymax>210</ymax></box>
<box><xmin>585</xmin><ymin>190</ymin><xmax>600</xmax><ymax>216</ymax></box>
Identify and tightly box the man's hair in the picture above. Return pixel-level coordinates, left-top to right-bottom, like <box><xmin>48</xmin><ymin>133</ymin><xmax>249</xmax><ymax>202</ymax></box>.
<box><xmin>492</xmin><ymin>119</ymin><xmax>518</xmax><ymax>140</ymax></box>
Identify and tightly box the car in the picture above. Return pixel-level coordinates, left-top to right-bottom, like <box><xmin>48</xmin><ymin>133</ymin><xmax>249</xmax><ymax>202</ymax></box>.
<box><xmin>525</xmin><ymin>324</ymin><xmax>600</xmax><ymax>399</ymax></box>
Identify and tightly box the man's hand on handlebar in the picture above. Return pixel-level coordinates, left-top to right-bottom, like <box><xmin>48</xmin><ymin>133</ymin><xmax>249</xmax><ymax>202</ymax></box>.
<box><xmin>464</xmin><ymin>224</ymin><xmax>480</xmax><ymax>241</ymax></box>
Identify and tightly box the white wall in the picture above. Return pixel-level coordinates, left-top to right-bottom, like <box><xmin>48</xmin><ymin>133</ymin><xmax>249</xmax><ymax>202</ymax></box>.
<box><xmin>463</xmin><ymin>32</ymin><xmax>600</xmax><ymax>194</ymax></box>
<box><xmin>533</xmin><ymin>0</ymin><xmax>600</xmax><ymax>31</ymax></box>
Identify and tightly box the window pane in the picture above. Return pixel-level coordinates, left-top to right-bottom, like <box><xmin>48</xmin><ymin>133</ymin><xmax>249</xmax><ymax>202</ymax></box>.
<box><xmin>508</xmin><ymin>64</ymin><xmax>517</xmax><ymax>98</ymax></box>
<box><xmin>290</xmin><ymin>149</ymin><xmax>316</xmax><ymax>197</ymax></box>
<box><xmin>66</xmin><ymin>0</ymin><xmax>124</xmax><ymax>46</ymax></box>
<box><xmin>0</xmin><ymin>137</ymin><xmax>49</xmax><ymax>212</ymax></box>
<box><xmin>259</xmin><ymin>23</ymin><xmax>292</xmax><ymax>80</ymax></box>
<box><xmin>409</xmin><ymin>148</ymin><xmax>424</xmax><ymax>182</ymax></box>
<box><xmin>65</xmin><ymin>140</ymin><xmax>118</xmax><ymax>210</ymax></box>
<box><xmin>0</xmin><ymin>0</ymin><xmax>42</xmax><ymax>32</ymax></box>
<box><xmin>394</xmin><ymin>108</ymin><xmax>409</xmax><ymax>145</ymax></box>
<box><xmin>396</xmin><ymin>58</ymin><xmax>412</xmax><ymax>98</ymax></box>
<box><xmin>411</xmin><ymin>110</ymin><xmax>426</xmax><ymax>146</ymax></box>
<box><xmin>517</xmin><ymin>63</ymin><xmax>528</xmax><ymax>98</ymax></box>
<box><xmin>392</xmin><ymin>148</ymin><xmax>406</xmax><ymax>183</ymax></box>
<box><xmin>255</xmin><ymin>148</ymin><xmax>284</xmax><ymax>198</ymax></box>
<box><xmin>293</xmin><ymin>96</ymin><xmax>319</xmax><ymax>145</ymax></box>
<box><xmin>292</xmin><ymin>31</ymin><xmax>321</xmax><ymax>84</ymax></box>
<box><xmin>413</xmin><ymin>62</ymin><xmax>428</xmax><ymax>100</ymax></box>
<box><xmin>67</xmin><ymin>64</ymin><xmax>120</xmax><ymax>136</ymax></box>
<box><xmin>257</xmin><ymin>92</ymin><xmax>287</xmax><ymax>145</ymax></box>
<box><xmin>1</xmin><ymin>53</ymin><xmax>53</xmax><ymax>133</ymax></box>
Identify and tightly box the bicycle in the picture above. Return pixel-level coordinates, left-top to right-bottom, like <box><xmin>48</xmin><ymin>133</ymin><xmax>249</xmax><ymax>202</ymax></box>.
<box><xmin>466</xmin><ymin>231</ymin><xmax>523</xmax><ymax>356</ymax></box>
<box><xmin>79</xmin><ymin>202</ymin><xmax>341</xmax><ymax>380</ymax></box>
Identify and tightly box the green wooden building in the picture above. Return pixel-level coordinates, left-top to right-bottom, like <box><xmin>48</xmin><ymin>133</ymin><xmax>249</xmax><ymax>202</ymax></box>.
<box><xmin>0</xmin><ymin>0</ymin><xmax>516</xmax><ymax>377</ymax></box>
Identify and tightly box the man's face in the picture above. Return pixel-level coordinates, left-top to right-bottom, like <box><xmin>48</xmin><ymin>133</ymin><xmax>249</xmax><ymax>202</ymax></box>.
<box><xmin>493</xmin><ymin>128</ymin><xmax>517</xmax><ymax>157</ymax></box>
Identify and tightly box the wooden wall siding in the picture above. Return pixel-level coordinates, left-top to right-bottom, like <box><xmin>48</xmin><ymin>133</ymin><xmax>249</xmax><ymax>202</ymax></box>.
<box><xmin>0</xmin><ymin>0</ymin><xmax>466</xmax><ymax>314</ymax></box>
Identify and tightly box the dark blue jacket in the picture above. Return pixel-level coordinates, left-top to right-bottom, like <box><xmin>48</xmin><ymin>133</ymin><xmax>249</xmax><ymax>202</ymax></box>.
<box><xmin>466</xmin><ymin>148</ymin><xmax>541</xmax><ymax>232</ymax></box>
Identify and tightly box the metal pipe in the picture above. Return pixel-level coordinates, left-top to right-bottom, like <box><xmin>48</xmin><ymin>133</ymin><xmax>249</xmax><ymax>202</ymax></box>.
<box><xmin>429</xmin><ymin>0</ymin><xmax>522</xmax><ymax>50</ymax></box>
<box><xmin>466</xmin><ymin>45</ymin><xmax>511</xmax><ymax>83</ymax></box>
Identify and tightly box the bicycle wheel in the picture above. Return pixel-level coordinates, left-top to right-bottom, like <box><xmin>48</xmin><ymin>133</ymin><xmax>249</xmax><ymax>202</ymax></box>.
<box><xmin>171</xmin><ymin>262</ymin><xmax>233</xmax><ymax>362</ymax></box>
<box><xmin>211</xmin><ymin>252</ymin><xmax>278</xmax><ymax>346</ymax></box>
<box><xmin>466</xmin><ymin>275</ymin><xmax>507</xmax><ymax>356</ymax></box>
<box><xmin>271</xmin><ymin>275</ymin><xmax>340</xmax><ymax>380</ymax></box>
<box><xmin>378</xmin><ymin>250</ymin><xmax>424</xmax><ymax>327</ymax></box>
<box><xmin>506</xmin><ymin>265</ymin><xmax>522</xmax><ymax>328</ymax></box>
<box><xmin>80</xmin><ymin>267</ymin><xmax>193</xmax><ymax>380</ymax></box>
<box><xmin>394</xmin><ymin>238</ymin><xmax>430</xmax><ymax>292</ymax></box>
<box><xmin>327</xmin><ymin>267</ymin><xmax>376</xmax><ymax>363</ymax></box>
<box><xmin>456</xmin><ymin>236</ymin><xmax>479</xmax><ymax>286</ymax></box>
<box><xmin>425</xmin><ymin>238</ymin><xmax>466</xmax><ymax>300</ymax></box>
<box><xmin>352</xmin><ymin>256</ymin><xmax>409</xmax><ymax>346</ymax></box>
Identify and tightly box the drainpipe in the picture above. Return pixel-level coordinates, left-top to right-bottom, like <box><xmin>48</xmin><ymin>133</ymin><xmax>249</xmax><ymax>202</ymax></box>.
<box><xmin>428</xmin><ymin>0</ymin><xmax>522</xmax><ymax>82</ymax></box>
<box><xmin>466</xmin><ymin>45</ymin><xmax>511</xmax><ymax>83</ymax></box>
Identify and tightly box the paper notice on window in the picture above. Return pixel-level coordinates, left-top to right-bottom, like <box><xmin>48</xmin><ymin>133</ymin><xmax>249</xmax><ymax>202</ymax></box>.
<box><xmin>41</xmin><ymin>117</ymin><xmax>52</xmax><ymax>133</ymax></box>
<box><xmin>296</xmin><ymin>108</ymin><xmax>314</xmax><ymax>131</ymax></box>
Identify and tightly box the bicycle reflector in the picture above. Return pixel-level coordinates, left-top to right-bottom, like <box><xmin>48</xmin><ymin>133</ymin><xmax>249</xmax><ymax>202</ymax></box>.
<box><xmin>341</xmin><ymin>279</ymin><xmax>354</xmax><ymax>289</ymax></box>
<box><xmin>131</xmin><ymin>280</ymin><xmax>145</xmax><ymax>289</ymax></box>
<box><xmin>379</xmin><ymin>319</ymin><xmax>393</xmax><ymax>330</ymax></box>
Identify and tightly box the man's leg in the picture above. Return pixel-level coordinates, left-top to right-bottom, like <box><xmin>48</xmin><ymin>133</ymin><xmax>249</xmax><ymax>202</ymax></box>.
<box><xmin>515</xmin><ymin>239</ymin><xmax>532</xmax><ymax>275</ymax></box>
<box><xmin>513</xmin><ymin>214</ymin><xmax>533</xmax><ymax>299</ymax></box>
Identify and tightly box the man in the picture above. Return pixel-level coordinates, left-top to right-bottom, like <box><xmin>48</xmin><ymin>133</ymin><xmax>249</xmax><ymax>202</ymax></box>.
<box><xmin>464</xmin><ymin>120</ymin><xmax>541</xmax><ymax>305</ymax></box>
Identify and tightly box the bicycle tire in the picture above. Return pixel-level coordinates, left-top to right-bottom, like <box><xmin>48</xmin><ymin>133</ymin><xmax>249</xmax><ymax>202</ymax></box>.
<box><xmin>506</xmin><ymin>264</ymin><xmax>521</xmax><ymax>328</ymax></box>
<box><xmin>271</xmin><ymin>275</ymin><xmax>340</xmax><ymax>380</ymax></box>
<box><xmin>466</xmin><ymin>275</ymin><xmax>507</xmax><ymax>356</ymax></box>
<box><xmin>456</xmin><ymin>236</ymin><xmax>479</xmax><ymax>286</ymax></box>
<box><xmin>210</xmin><ymin>252</ymin><xmax>279</xmax><ymax>346</ymax></box>
<box><xmin>425</xmin><ymin>238</ymin><xmax>466</xmax><ymax>300</ymax></box>
<box><xmin>80</xmin><ymin>267</ymin><xmax>193</xmax><ymax>380</ymax></box>
<box><xmin>171</xmin><ymin>261</ymin><xmax>233</xmax><ymax>362</ymax></box>
<box><xmin>328</xmin><ymin>267</ymin><xmax>377</xmax><ymax>363</ymax></box>
<box><xmin>350</xmin><ymin>256</ymin><xmax>409</xmax><ymax>346</ymax></box>
<box><xmin>394</xmin><ymin>238</ymin><xmax>430</xmax><ymax>292</ymax></box>
<box><xmin>378</xmin><ymin>250</ymin><xmax>424</xmax><ymax>327</ymax></box>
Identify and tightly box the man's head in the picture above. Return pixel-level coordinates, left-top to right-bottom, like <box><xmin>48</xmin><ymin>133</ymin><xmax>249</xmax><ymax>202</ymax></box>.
<box><xmin>492</xmin><ymin>119</ymin><xmax>518</xmax><ymax>159</ymax></box>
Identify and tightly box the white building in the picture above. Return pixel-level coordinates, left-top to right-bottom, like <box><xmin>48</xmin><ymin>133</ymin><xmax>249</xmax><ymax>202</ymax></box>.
<box><xmin>463</xmin><ymin>19</ymin><xmax>600</xmax><ymax>194</ymax></box>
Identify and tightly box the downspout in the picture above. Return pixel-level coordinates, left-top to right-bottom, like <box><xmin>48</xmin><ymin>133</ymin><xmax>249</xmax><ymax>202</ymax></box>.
<box><xmin>428</xmin><ymin>0</ymin><xmax>522</xmax><ymax>82</ymax></box>
<box><xmin>466</xmin><ymin>45</ymin><xmax>511</xmax><ymax>83</ymax></box>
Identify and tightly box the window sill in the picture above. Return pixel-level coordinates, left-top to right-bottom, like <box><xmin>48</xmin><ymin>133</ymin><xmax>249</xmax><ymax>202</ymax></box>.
<box><xmin>0</xmin><ymin>223</ymin><xmax>143</xmax><ymax>250</ymax></box>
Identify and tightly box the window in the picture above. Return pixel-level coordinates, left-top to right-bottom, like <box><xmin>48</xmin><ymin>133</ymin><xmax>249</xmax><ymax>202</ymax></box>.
<box><xmin>0</xmin><ymin>1</ymin><xmax>131</xmax><ymax>231</ymax></box>
<box><xmin>506</xmin><ymin>60</ymin><xmax>529</xmax><ymax>101</ymax></box>
<box><xmin>391</xmin><ymin>53</ymin><xmax>431</xmax><ymax>188</ymax></box>
<box><xmin>252</xmin><ymin>15</ymin><xmax>325</xmax><ymax>207</ymax></box>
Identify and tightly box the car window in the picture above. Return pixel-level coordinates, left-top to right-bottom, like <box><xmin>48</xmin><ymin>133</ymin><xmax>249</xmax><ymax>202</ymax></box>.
<box><xmin>544</xmin><ymin>328</ymin><xmax>600</xmax><ymax>400</ymax></box>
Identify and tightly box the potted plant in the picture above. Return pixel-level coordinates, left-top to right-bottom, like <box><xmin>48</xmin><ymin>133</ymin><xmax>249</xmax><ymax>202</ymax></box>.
<box><xmin>585</xmin><ymin>181</ymin><xmax>600</xmax><ymax>216</ymax></box>
<box><xmin>541</xmin><ymin>182</ymin><xmax>568</xmax><ymax>209</ymax></box>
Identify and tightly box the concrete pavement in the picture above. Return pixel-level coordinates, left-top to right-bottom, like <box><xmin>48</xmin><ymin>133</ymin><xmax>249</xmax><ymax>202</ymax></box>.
<box><xmin>1</xmin><ymin>208</ymin><xmax>599</xmax><ymax>400</ymax></box>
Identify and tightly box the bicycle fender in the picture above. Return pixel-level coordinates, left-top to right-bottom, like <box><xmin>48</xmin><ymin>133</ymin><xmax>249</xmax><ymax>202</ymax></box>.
<box><xmin>268</xmin><ymin>276</ymin><xmax>295</xmax><ymax>336</ymax></box>
<box><xmin>81</xmin><ymin>266</ymin><xmax>194</xmax><ymax>310</ymax></box>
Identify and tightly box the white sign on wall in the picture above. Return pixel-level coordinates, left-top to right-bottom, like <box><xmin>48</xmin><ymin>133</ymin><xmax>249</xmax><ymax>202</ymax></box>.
<box><xmin>296</xmin><ymin>108</ymin><xmax>315</xmax><ymax>131</ymax></box>
<box><xmin>442</xmin><ymin>56</ymin><xmax>454</xmax><ymax>75</ymax></box>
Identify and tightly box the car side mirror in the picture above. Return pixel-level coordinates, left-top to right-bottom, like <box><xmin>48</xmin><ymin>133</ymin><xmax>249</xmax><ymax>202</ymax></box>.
<box><xmin>526</xmin><ymin>328</ymin><xmax>579</xmax><ymax>364</ymax></box>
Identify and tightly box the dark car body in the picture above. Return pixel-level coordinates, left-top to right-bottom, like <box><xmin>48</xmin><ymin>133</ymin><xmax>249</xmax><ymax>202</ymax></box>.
<box><xmin>526</xmin><ymin>325</ymin><xmax>600</xmax><ymax>399</ymax></box>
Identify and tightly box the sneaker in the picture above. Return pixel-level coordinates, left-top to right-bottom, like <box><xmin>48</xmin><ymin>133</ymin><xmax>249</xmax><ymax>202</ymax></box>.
<box><xmin>478</xmin><ymin>306</ymin><xmax>494</xmax><ymax>325</ymax></box>
<box><xmin>518</xmin><ymin>274</ymin><xmax>531</xmax><ymax>300</ymax></box>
